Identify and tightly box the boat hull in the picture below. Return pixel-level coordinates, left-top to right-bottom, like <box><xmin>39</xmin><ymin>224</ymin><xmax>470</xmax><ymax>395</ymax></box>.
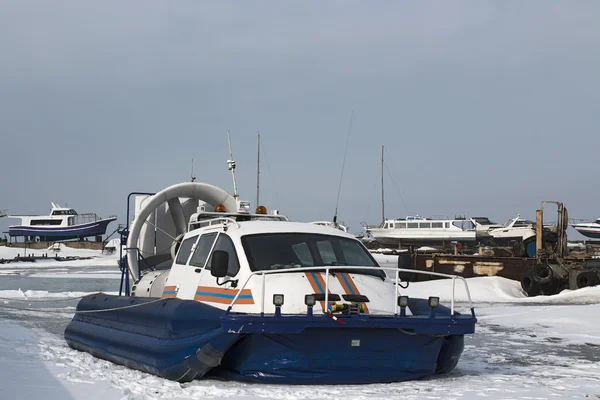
<box><xmin>573</xmin><ymin>227</ymin><xmax>600</xmax><ymax>239</ymax></box>
<box><xmin>211</xmin><ymin>328</ymin><xmax>464</xmax><ymax>384</ymax></box>
<box><xmin>8</xmin><ymin>217</ymin><xmax>116</xmax><ymax>240</ymax></box>
<box><xmin>65</xmin><ymin>295</ymin><xmax>475</xmax><ymax>384</ymax></box>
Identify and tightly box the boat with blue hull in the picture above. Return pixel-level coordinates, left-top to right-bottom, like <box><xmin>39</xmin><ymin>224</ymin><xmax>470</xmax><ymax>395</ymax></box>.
<box><xmin>66</xmin><ymin>293</ymin><xmax>473</xmax><ymax>384</ymax></box>
<box><xmin>8</xmin><ymin>203</ymin><xmax>116</xmax><ymax>241</ymax></box>
<box><xmin>64</xmin><ymin>180</ymin><xmax>476</xmax><ymax>384</ymax></box>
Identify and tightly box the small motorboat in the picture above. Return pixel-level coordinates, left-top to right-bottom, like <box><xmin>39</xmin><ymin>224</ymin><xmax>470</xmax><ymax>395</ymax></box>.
<box><xmin>571</xmin><ymin>218</ymin><xmax>600</xmax><ymax>239</ymax></box>
<box><xmin>8</xmin><ymin>203</ymin><xmax>116</xmax><ymax>241</ymax></box>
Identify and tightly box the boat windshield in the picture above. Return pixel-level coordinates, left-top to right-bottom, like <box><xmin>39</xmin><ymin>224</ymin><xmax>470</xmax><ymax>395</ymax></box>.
<box><xmin>472</xmin><ymin>217</ymin><xmax>496</xmax><ymax>225</ymax></box>
<box><xmin>241</xmin><ymin>233</ymin><xmax>385</xmax><ymax>279</ymax></box>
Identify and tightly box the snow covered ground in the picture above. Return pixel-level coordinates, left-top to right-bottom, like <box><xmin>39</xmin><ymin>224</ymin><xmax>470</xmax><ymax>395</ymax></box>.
<box><xmin>1</xmin><ymin>252</ymin><xmax>599</xmax><ymax>399</ymax></box>
<box><xmin>0</xmin><ymin>243</ymin><xmax>120</xmax><ymax>268</ymax></box>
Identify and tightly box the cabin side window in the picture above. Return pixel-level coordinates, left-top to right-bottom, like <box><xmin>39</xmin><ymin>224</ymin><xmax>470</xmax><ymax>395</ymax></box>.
<box><xmin>444</xmin><ymin>222</ymin><xmax>450</xmax><ymax>228</ymax></box>
<box><xmin>206</xmin><ymin>234</ymin><xmax>240</xmax><ymax>277</ymax></box>
<box><xmin>395</xmin><ymin>223</ymin><xmax>406</xmax><ymax>229</ymax></box>
<box><xmin>175</xmin><ymin>235</ymin><xmax>198</xmax><ymax>265</ymax></box>
<box><xmin>384</xmin><ymin>223</ymin><xmax>389</xmax><ymax>229</ymax></box>
<box><xmin>432</xmin><ymin>222</ymin><xmax>443</xmax><ymax>228</ymax></box>
<box><xmin>419</xmin><ymin>222</ymin><xmax>431</xmax><ymax>229</ymax></box>
<box><xmin>189</xmin><ymin>232</ymin><xmax>217</xmax><ymax>268</ymax></box>
<box><xmin>407</xmin><ymin>223</ymin><xmax>418</xmax><ymax>229</ymax></box>
<box><xmin>30</xmin><ymin>219</ymin><xmax>63</xmax><ymax>226</ymax></box>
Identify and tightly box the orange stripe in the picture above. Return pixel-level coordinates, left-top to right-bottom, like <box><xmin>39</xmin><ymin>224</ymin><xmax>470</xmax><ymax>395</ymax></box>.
<box><xmin>305</xmin><ymin>272</ymin><xmax>336</xmax><ymax>310</ymax></box>
<box><xmin>335</xmin><ymin>274</ymin><xmax>353</xmax><ymax>294</ymax></box>
<box><xmin>161</xmin><ymin>285</ymin><xmax>178</xmax><ymax>299</ymax></box>
<box><xmin>195</xmin><ymin>286</ymin><xmax>240</xmax><ymax>294</ymax></box>
<box><xmin>193</xmin><ymin>286</ymin><xmax>255</xmax><ymax>305</ymax></box>
<box><xmin>339</xmin><ymin>273</ymin><xmax>369</xmax><ymax>314</ymax></box>
<box><xmin>194</xmin><ymin>295</ymin><xmax>255</xmax><ymax>304</ymax></box>
<box><xmin>305</xmin><ymin>272</ymin><xmax>326</xmax><ymax>310</ymax></box>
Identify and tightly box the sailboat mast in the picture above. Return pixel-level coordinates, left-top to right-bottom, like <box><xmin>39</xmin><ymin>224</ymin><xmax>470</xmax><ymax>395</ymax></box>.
<box><xmin>381</xmin><ymin>145</ymin><xmax>385</xmax><ymax>224</ymax></box>
<box><xmin>256</xmin><ymin>132</ymin><xmax>260</xmax><ymax>207</ymax></box>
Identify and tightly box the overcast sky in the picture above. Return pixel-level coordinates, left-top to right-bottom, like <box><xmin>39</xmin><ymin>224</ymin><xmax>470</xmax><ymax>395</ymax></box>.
<box><xmin>1</xmin><ymin>1</ymin><xmax>598</xmax><ymax>238</ymax></box>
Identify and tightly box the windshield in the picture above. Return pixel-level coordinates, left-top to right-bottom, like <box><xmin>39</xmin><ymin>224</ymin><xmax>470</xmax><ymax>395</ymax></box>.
<box><xmin>241</xmin><ymin>233</ymin><xmax>385</xmax><ymax>279</ymax></box>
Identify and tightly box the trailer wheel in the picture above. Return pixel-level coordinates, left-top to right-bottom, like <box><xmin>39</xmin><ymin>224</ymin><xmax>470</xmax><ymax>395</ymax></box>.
<box><xmin>521</xmin><ymin>271</ymin><xmax>540</xmax><ymax>297</ymax></box>
<box><xmin>532</xmin><ymin>264</ymin><xmax>553</xmax><ymax>285</ymax></box>
<box><xmin>576</xmin><ymin>271</ymin><xmax>600</xmax><ymax>289</ymax></box>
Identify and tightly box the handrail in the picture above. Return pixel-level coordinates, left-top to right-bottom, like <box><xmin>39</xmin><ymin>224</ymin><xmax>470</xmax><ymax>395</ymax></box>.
<box><xmin>189</xmin><ymin>217</ymin><xmax>241</xmax><ymax>230</ymax></box>
<box><xmin>227</xmin><ymin>266</ymin><xmax>474</xmax><ymax>316</ymax></box>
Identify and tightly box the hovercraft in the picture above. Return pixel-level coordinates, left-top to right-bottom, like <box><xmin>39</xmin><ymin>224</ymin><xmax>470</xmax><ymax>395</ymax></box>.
<box><xmin>65</xmin><ymin>181</ymin><xmax>476</xmax><ymax>384</ymax></box>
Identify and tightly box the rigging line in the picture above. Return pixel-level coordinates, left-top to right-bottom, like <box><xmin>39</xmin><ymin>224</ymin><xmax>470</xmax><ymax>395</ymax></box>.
<box><xmin>334</xmin><ymin>110</ymin><xmax>354</xmax><ymax>223</ymax></box>
<box><xmin>364</xmin><ymin>162</ymin><xmax>382</xmax><ymax>223</ymax></box>
<box><xmin>383</xmin><ymin>161</ymin><xmax>411</xmax><ymax>215</ymax></box>
<box><xmin>260</xmin><ymin>140</ymin><xmax>280</xmax><ymax>205</ymax></box>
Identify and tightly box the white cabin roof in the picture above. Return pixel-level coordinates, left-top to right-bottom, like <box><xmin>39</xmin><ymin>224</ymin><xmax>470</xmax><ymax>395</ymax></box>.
<box><xmin>187</xmin><ymin>220</ymin><xmax>356</xmax><ymax>240</ymax></box>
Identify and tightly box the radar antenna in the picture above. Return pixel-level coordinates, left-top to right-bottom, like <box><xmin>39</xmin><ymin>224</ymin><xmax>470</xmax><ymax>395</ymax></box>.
<box><xmin>226</xmin><ymin>131</ymin><xmax>239</xmax><ymax>199</ymax></box>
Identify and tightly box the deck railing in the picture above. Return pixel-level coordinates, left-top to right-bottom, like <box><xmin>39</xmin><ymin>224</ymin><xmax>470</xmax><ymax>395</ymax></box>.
<box><xmin>227</xmin><ymin>266</ymin><xmax>474</xmax><ymax>316</ymax></box>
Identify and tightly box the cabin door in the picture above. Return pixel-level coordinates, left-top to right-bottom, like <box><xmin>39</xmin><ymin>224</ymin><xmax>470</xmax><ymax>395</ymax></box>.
<box><xmin>192</xmin><ymin>232</ymin><xmax>242</xmax><ymax>307</ymax></box>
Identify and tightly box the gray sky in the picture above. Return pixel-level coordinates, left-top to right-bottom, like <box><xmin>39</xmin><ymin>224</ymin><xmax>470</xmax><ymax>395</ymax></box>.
<box><xmin>1</xmin><ymin>1</ymin><xmax>599</xmax><ymax>239</ymax></box>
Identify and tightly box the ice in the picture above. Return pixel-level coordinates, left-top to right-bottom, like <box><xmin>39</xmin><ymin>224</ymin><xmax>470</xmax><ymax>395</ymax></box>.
<box><xmin>0</xmin><ymin>245</ymin><xmax>119</xmax><ymax>268</ymax></box>
<box><xmin>0</xmin><ymin>289</ymin><xmax>118</xmax><ymax>299</ymax></box>
<box><xmin>1</xmin><ymin>263</ymin><xmax>599</xmax><ymax>399</ymax></box>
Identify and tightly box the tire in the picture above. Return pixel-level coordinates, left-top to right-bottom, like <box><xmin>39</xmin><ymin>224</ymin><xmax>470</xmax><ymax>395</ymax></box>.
<box><xmin>539</xmin><ymin>278</ymin><xmax>560</xmax><ymax>296</ymax></box>
<box><xmin>532</xmin><ymin>264</ymin><xmax>553</xmax><ymax>285</ymax></box>
<box><xmin>576</xmin><ymin>271</ymin><xmax>600</xmax><ymax>289</ymax></box>
<box><xmin>521</xmin><ymin>271</ymin><xmax>540</xmax><ymax>297</ymax></box>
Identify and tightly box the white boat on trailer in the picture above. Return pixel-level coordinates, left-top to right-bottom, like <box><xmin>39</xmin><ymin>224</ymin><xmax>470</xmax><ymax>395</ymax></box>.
<box><xmin>364</xmin><ymin>216</ymin><xmax>478</xmax><ymax>248</ymax></box>
<box><xmin>571</xmin><ymin>217</ymin><xmax>600</xmax><ymax>239</ymax></box>
<box><xmin>7</xmin><ymin>203</ymin><xmax>116</xmax><ymax>241</ymax></box>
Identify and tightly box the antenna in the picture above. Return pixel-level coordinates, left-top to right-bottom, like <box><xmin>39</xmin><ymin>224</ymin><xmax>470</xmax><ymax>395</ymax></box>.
<box><xmin>381</xmin><ymin>145</ymin><xmax>385</xmax><ymax>224</ymax></box>
<box><xmin>256</xmin><ymin>131</ymin><xmax>260</xmax><ymax>207</ymax></box>
<box><xmin>190</xmin><ymin>158</ymin><xmax>196</xmax><ymax>182</ymax></box>
<box><xmin>226</xmin><ymin>131</ymin><xmax>239</xmax><ymax>199</ymax></box>
<box><xmin>333</xmin><ymin>110</ymin><xmax>354</xmax><ymax>225</ymax></box>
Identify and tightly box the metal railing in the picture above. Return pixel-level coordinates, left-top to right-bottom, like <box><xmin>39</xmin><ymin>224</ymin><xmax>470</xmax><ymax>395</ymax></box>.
<box><xmin>189</xmin><ymin>217</ymin><xmax>241</xmax><ymax>231</ymax></box>
<box><xmin>227</xmin><ymin>266</ymin><xmax>474</xmax><ymax>316</ymax></box>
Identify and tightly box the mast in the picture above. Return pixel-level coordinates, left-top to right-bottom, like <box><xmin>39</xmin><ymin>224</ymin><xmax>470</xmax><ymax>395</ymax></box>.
<box><xmin>226</xmin><ymin>131</ymin><xmax>238</xmax><ymax>199</ymax></box>
<box><xmin>256</xmin><ymin>132</ymin><xmax>260</xmax><ymax>207</ymax></box>
<box><xmin>381</xmin><ymin>145</ymin><xmax>385</xmax><ymax>224</ymax></box>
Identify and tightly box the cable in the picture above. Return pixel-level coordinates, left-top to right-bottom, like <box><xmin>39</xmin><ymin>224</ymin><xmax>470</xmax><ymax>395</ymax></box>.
<box><xmin>0</xmin><ymin>295</ymin><xmax>85</xmax><ymax>302</ymax></box>
<box><xmin>0</xmin><ymin>296</ymin><xmax>169</xmax><ymax>313</ymax></box>
<box><xmin>384</xmin><ymin>161</ymin><xmax>411</xmax><ymax>215</ymax></box>
<box><xmin>364</xmin><ymin>163</ymin><xmax>382</xmax><ymax>222</ymax></box>
<box><xmin>334</xmin><ymin>110</ymin><xmax>354</xmax><ymax>223</ymax></box>
<box><xmin>261</xmin><ymin>140</ymin><xmax>280</xmax><ymax>205</ymax></box>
